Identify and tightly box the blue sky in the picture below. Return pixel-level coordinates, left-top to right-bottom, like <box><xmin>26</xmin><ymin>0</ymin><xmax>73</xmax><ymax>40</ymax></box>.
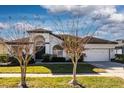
<box><xmin>0</xmin><ymin>5</ymin><xmax>124</xmax><ymax>40</ymax></box>
<box><xmin>0</xmin><ymin>5</ymin><xmax>47</xmax><ymax>14</ymax></box>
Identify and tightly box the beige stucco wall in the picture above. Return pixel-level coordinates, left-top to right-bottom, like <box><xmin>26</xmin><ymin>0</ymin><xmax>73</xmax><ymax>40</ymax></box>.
<box><xmin>0</xmin><ymin>44</ymin><xmax>8</xmax><ymax>54</ymax></box>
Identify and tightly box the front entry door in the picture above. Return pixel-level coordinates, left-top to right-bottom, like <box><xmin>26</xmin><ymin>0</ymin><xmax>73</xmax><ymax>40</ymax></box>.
<box><xmin>35</xmin><ymin>46</ymin><xmax>45</xmax><ymax>59</ymax></box>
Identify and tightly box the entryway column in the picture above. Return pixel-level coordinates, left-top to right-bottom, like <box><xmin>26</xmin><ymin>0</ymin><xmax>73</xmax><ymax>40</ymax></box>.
<box><xmin>45</xmin><ymin>43</ymin><xmax>50</xmax><ymax>54</ymax></box>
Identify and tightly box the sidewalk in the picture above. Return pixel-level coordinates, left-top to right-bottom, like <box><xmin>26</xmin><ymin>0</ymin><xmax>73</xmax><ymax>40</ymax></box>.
<box><xmin>0</xmin><ymin>73</ymin><xmax>114</xmax><ymax>77</ymax></box>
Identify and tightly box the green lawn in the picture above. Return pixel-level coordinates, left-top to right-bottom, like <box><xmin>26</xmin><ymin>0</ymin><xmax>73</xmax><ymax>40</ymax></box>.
<box><xmin>0</xmin><ymin>76</ymin><xmax>124</xmax><ymax>88</ymax></box>
<box><xmin>0</xmin><ymin>64</ymin><xmax>105</xmax><ymax>74</ymax></box>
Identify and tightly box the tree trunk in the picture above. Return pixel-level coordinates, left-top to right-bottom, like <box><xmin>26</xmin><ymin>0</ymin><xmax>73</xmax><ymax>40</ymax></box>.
<box><xmin>73</xmin><ymin>63</ymin><xmax>77</xmax><ymax>82</ymax></box>
<box><xmin>19</xmin><ymin>66</ymin><xmax>28</xmax><ymax>88</ymax></box>
<box><xmin>69</xmin><ymin>62</ymin><xmax>78</xmax><ymax>86</ymax></box>
<box><xmin>69</xmin><ymin>62</ymin><xmax>85</xmax><ymax>88</ymax></box>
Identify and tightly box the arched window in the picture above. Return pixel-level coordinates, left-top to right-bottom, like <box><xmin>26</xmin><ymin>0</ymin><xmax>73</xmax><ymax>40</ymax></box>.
<box><xmin>34</xmin><ymin>35</ymin><xmax>45</xmax><ymax>46</ymax></box>
<box><xmin>53</xmin><ymin>45</ymin><xmax>63</xmax><ymax>57</ymax></box>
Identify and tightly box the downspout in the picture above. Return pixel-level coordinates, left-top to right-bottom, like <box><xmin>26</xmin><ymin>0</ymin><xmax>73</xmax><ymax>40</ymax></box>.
<box><xmin>109</xmin><ymin>48</ymin><xmax>111</xmax><ymax>61</ymax></box>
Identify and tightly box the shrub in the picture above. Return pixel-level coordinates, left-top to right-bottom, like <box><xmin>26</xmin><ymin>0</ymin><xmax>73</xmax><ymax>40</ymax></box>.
<box><xmin>8</xmin><ymin>56</ymin><xmax>19</xmax><ymax>66</ymax></box>
<box><xmin>42</xmin><ymin>54</ymin><xmax>56</xmax><ymax>62</ymax></box>
<box><xmin>0</xmin><ymin>54</ymin><xmax>9</xmax><ymax>63</ymax></box>
<box><xmin>66</xmin><ymin>58</ymin><xmax>72</xmax><ymax>62</ymax></box>
<box><xmin>42</xmin><ymin>54</ymin><xmax>83</xmax><ymax>62</ymax></box>
<box><xmin>42</xmin><ymin>54</ymin><xmax>66</xmax><ymax>62</ymax></box>
<box><xmin>114</xmin><ymin>54</ymin><xmax>124</xmax><ymax>63</ymax></box>
<box><xmin>111</xmin><ymin>58</ymin><xmax>116</xmax><ymax>62</ymax></box>
<box><xmin>28</xmin><ymin>56</ymin><xmax>35</xmax><ymax>64</ymax></box>
<box><xmin>8</xmin><ymin>55</ymin><xmax>35</xmax><ymax>66</ymax></box>
<box><xmin>51</xmin><ymin>57</ymin><xmax>66</xmax><ymax>62</ymax></box>
<box><xmin>78</xmin><ymin>54</ymin><xmax>84</xmax><ymax>62</ymax></box>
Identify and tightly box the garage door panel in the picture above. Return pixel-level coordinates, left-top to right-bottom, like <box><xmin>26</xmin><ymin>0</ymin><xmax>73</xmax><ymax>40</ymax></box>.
<box><xmin>84</xmin><ymin>49</ymin><xmax>109</xmax><ymax>61</ymax></box>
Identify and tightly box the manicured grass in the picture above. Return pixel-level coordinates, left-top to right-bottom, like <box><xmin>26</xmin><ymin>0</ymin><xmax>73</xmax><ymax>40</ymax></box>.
<box><xmin>0</xmin><ymin>64</ymin><xmax>105</xmax><ymax>74</ymax></box>
<box><xmin>0</xmin><ymin>76</ymin><xmax>124</xmax><ymax>88</ymax></box>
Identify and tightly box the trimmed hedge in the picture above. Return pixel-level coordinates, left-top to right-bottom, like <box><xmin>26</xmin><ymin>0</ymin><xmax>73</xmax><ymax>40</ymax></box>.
<box><xmin>29</xmin><ymin>57</ymin><xmax>35</xmax><ymax>64</ymax></box>
<box><xmin>0</xmin><ymin>54</ymin><xmax>9</xmax><ymax>63</ymax></box>
<box><xmin>51</xmin><ymin>57</ymin><xmax>66</xmax><ymax>62</ymax></box>
<box><xmin>8</xmin><ymin>55</ymin><xmax>35</xmax><ymax>66</ymax></box>
<box><xmin>0</xmin><ymin>55</ymin><xmax>35</xmax><ymax>66</ymax></box>
<box><xmin>8</xmin><ymin>56</ymin><xmax>19</xmax><ymax>66</ymax></box>
<box><xmin>42</xmin><ymin>54</ymin><xmax>55</xmax><ymax>62</ymax></box>
<box><xmin>42</xmin><ymin>54</ymin><xmax>66</xmax><ymax>62</ymax></box>
<box><xmin>42</xmin><ymin>54</ymin><xmax>84</xmax><ymax>62</ymax></box>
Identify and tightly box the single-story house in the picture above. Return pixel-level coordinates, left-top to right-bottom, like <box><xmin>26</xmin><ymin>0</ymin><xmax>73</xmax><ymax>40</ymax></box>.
<box><xmin>0</xmin><ymin>28</ymin><xmax>118</xmax><ymax>62</ymax></box>
<box><xmin>27</xmin><ymin>28</ymin><xmax>118</xmax><ymax>62</ymax></box>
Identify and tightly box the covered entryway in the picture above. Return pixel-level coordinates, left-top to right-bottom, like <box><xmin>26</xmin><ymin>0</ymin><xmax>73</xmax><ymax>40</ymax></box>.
<box><xmin>35</xmin><ymin>46</ymin><xmax>45</xmax><ymax>59</ymax></box>
<box><xmin>34</xmin><ymin>35</ymin><xmax>45</xmax><ymax>59</ymax></box>
<box><xmin>84</xmin><ymin>49</ymin><xmax>110</xmax><ymax>61</ymax></box>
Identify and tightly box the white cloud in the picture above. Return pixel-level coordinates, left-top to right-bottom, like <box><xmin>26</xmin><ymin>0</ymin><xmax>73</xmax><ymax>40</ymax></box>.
<box><xmin>12</xmin><ymin>22</ymin><xmax>35</xmax><ymax>31</ymax></box>
<box><xmin>95</xmin><ymin>22</ymin><xmax>124</xmax><ymax>40</ymax></box>
<box><xmin>42</xmin><ymin>5</ymin><xmax>116</xmax><ymax>16</ymax></box>
<box><xmin>0</xmin><ymin>22</ymin><xmax>9</xmax><ymax>30</ymax></box>
<box><xmin>1</xmin><ymin>5</ymin><xmax>124</xmax><ymax>40</ymax></box>
<box><xmin>42</xmin><ymin>5</ymin><xmax>124</xmax><ymax>40</ymax></box>
<box><xmin>42</xmin><ymin>5</ymin><xmax>87</xmax><ymax>13</ymax></box>
<box><xmin>108</xmin><ymin>13</ymin><xmax>124</xmax><ymax>22</ymax></box>
<box><xmin>42</xmin><ymin>6</ymin><xmax>122</xmax><ymax>40</ymax></box>
<box><xmin>0</xmin><ymin>22</ymin><xmax>36</xmax><ymax>31</ymax></box>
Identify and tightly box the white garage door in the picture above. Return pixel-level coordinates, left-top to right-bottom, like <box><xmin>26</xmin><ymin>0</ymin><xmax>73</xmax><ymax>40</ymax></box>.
<box><xmin>84</xmin><ymin>49</ymin><xmax>109</xmax><ymax>61</ymax></box>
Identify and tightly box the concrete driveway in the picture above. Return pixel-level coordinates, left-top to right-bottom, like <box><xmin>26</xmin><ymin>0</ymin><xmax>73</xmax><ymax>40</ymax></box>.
<box><xmin>87</xmin><ymin>61</ymin><xmax>124</xmax><ymax>79</ymax></box>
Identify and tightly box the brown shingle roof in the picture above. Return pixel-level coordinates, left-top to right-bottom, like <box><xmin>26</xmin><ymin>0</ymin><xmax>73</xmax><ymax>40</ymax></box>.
<box><xmin>83</xmin><ymin>36</ymin><xmax>118</xmax><ymax>44</ymax></box>
<box><xmin>5</xmin><ymin>27</ymin><xmax>117</xmax><ymax>45</ymax></box>
<box><xmin>27</xmin><ymin>28</ymin><xmax>52</xmax><ymax>33</ymax></box>
<box><xmin>6</xmin><ymin>37</ymin><xmax>33</xmax><ymax>45</ymax></box>
<box><xmin>27</xmin><ymin>28</ymin><xmax>62</xmax><ymax>40</ymax></box>
<box><xmin>58</xmin><ymin>34</ymin><xmax>118</xmax><ymax>44</ymax></box>
<box><xmin>4</xmin><ymin>34</ymin><xmax>117</xmax><ymax>45</ymax></box>
<box><xmin>11</xmin><ymin>37</ymin><xmax>29</xmax><ymax>42</ymax></box>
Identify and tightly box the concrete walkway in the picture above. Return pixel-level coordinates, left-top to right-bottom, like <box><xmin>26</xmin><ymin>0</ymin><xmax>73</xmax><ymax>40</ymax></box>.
<box><xmin>87</xmin><ymin>62</ymin><xmax>124</xmax><ymax>79</ymax></box>
<box><xmin>0</xmin><ymin>73</ymin><xmax>113</xmax><ymax>77</ymax></box>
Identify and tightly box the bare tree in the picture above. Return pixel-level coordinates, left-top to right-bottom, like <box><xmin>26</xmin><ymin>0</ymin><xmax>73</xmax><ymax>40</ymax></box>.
<box><xmin>0</xmin><ymin>16</ymin><xmax>36</xmax><ymax>88</ymax></box>
<box><xmin>50</xmin><ymin>12</ymin><xmax>100</xmax><ymax>87</ymax></box>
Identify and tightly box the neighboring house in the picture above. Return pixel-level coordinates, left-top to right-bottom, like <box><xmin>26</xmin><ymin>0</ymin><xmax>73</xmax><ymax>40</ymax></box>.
<box><xmin>115</xmin><ymin>39</ymin><xmax>124</xmax><ymax>54</ymax></box>
<box><xmin>0</xmin><ymin>28</ymin><xmax>118</xmax><ymax>62</ymax></box>
<box><xmin>0</xmin><ymin>38</ymin><xmax>8</xmax><ymax>55</ymax></box>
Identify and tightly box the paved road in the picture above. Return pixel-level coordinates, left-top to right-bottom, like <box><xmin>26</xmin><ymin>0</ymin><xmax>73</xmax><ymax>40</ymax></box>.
<box><xmin>87</xmin><ymin>62</ymin><xmax>124</xmax><ymax>79</ymax></box>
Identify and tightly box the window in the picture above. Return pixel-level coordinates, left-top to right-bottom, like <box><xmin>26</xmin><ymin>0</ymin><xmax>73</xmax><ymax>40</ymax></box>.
<box><xmin>53</xmin><ymin>45</ymin><xmax>63</xmax><ymax>57</ymax></box>
<box><xmin>53</xmin><ymin>50</ymin><xmax>63</xmax><ymax>57</ymax></box>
